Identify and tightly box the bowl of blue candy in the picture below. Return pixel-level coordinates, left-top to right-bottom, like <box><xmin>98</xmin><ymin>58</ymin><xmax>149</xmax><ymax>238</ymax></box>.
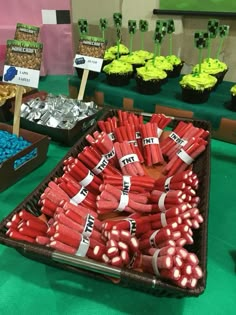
<box><xmin>0</xmin><ymin>123</ymin><xmax>49</xmax><ymax>192</ymax></box>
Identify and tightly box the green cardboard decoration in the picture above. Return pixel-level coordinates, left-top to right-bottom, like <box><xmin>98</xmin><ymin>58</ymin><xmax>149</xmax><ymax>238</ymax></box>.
<box><xmin>194</xmin><ymin>31</ymin><xmax>209</xmax><ymax>74</ymax></box>
<box><xmin>216</xmin><ymin>24</ymin><xmax>230</xmax><ymax>59</ymax></box>
<box><xmin>208</xmin><ymin>19</ymin><xmax>219</xmax><ymax>38</ymax></box>
<box><xmin>113</xmin><ymin>12</ymin><xmax>122</xmax><ymax>28</ymax></box>
<box><xmin>113</xmin><ymin>12</ymin><xmax>122</xmax><ymax>59</ymax></box>
<box><xmin>207</xmin><ymin>19</ymin><xmax>219</xmax><ymax>59</ymax></box>
<box><xmin>167</xmin><ymin>19</ymin><xmax>175</xmax><ymax>34</ymax></box>
<box><xmin>139</xmin><ymin>20</ymin><xmax>148</xmax><ymax>50</ymax></box>
<box><xmin>167</xmin><ymin>19</ymin><xmax>175</xmax><ymax>55</ymax></box>
<box><xmin>99</xmin><ymin>18</ymin><xmax>108</xmax><ymax>40</ymax></box>
<box><xmin>128</xmin><ymin>20</ymin><xmax>137</xmax><ymax>54</ymax></box>
<box><xmin>78</xmin><ymin>19</ymin><xmax>88</xmax><ymax>36</ymax></box>
<box><xmin>153</xmin><ymin>21</ymin><xmax>167</xmax><ymax>62</ymax></box>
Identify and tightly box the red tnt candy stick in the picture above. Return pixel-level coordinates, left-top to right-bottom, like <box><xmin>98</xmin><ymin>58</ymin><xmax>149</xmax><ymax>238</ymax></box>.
<box><xmin>146</xmin><ymin>246</ymin><xmax>176</xmax><ymax>257</ymax></box>
<box><xmin>123</xmin><ymin>141</ymin><xmax>145</xmax><ymax>176</ymax></box>
<box><xmin>120</xmin><ymin>142</ymin><xmax>138</xmax><ymax>176</ymax></box>
<box><xmin>8</xmin><ymin>229</ymin><xmax>35</xmax><ymax>243</ymax></box>
<box><xmin>25</xmin><ymin>219</ymin><xmax>48</xmax><ymax>233</ymax></box>
<box><xmin>140</xmin><ymin>124</ymin><xmax>152</xmax><ymax>166</ymax></box>
<box><xmin>48</xmin><ymin>181</ymin><xmax>70</xmax><ymax>200</ymax></box>
<box><xmin>61</xmin><ymin>200</ymin><xmax>98</xmax><ymax>219</ymax></box>
<box><xmin>56</xmin><ymin>213</ymin><xmax>101</xmax><ymax>241</ymax></box>
<box><xmin>36</xmin><ymin>236</ymin><xmax>50</xmax><ymax>245</ymax></box>
<box><xmin>160</xmin><ymin>121</ymin><xmax>188</xmax><ymax>154</ymax></box>
<box><xmin>18</xmin><ymin>209</ymin><xmax>40</xmax><ymax>221</ymax></box>
<box><xmin>49</xmin><ymin>240</ymin><xmax>77</xmax><ymax>255</ymax></box>
<box><xmin>18</xmin><ymin>226</ymin><xmax>45</xmax><ymax>238</ymax></box>
<box><xmin>141</xmin><ymin>252</ymin><xmax>174</xmax><ymax>274</ymax></box>
<box><xmin>40</xmin><ymin>198</ymin><xmax>58</xmax><ymax>213</ymax></box>
<box><xmin>151</xmin><ymin>215</ymin><xmax>182</xmax><ymax>230</ymax></box>
<box><xmin>139</xmin><ymin>227</ymin><xmax>172</xmax><ymax>250</ymax></box>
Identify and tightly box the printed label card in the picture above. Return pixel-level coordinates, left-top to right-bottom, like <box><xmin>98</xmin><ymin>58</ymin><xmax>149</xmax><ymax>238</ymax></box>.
<box><xmin>3</xmin><ymin>40</ymin><xmax>43</xmax><ymax>88</ymax></box>
<box><xmin>73</xmin><ymin>35</ymin><xmax>106</xmax><ymax>72</ymax></box>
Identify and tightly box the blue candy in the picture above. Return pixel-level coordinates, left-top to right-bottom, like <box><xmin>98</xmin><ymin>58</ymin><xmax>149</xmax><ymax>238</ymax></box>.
<box><xmin>0</xmin><ymin>130</ymin><xmax>37</xmax><ymax>169</ymax></box>
<box><xmin>4</xmin><ymin>66</ymin><xmax>18</xmax><ymax>81</ymax></box>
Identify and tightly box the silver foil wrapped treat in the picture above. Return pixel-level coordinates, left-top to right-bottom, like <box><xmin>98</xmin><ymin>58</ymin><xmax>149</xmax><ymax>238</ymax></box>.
<box><xmin>20</xmin><ymin>94</ymin><xmax>99</xmax><ymax>129</ymax></box>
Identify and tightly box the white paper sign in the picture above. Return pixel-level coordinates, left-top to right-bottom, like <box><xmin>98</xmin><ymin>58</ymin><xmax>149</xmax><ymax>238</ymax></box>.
<box><xmin>73</xmin><ymin>54</ymin><xmax>103</xmax><ymax>72</ymax></box>
<box><xmin>3</xmin><ymin>65</ymin><xmax>40</xmax><ymax>88</ymax></box>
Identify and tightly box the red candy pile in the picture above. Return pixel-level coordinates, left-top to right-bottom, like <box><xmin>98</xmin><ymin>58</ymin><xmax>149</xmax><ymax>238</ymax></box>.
<box><xmin>6</xmin><ymin>110</ymin><xmax>209</xmax><ymax>290</ymax></box>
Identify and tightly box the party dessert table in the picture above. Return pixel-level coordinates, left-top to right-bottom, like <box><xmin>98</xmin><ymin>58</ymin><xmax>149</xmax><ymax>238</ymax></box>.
<box><xmin>0</xmin><ymin>75</ymin><xmax>236</xmax><ymax>315</ymax></box>
<box><xmin>69</xmin><ymin>73</ymin><xmax>236</xmax><ymax>145</ymax></box>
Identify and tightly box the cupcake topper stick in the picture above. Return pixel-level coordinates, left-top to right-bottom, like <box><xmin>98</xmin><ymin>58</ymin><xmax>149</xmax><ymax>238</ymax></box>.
<box><xmin>78</xmin><ymin>19</ymin><xmax>89</xmax><ymax>37</ymax></box>
<box><xmin>167</xmin><ymin>19</ymin><xmax>175</xmax><ymax>55</ymax></box>
<box><xmin>216</xmin><ymin>25</ymin><xmax>230</xmax><ymax>60</ymax></box>
<box><xmin>153</xmin><ymin>21</ymin><xmax>167</xmax><ymax>64</ymax></box>
<box><xmin>207</xmin><ymin>19</ymin><xmax>219</xmax><ymax>59</ymax></box>
<box><xmin>99</xmin><ymin>18</ymin><xmax>108</xmax><ymax>40</ymax></box>
<box><xmin>139</xmin><ymin>20</ymin><xmax>148</xmax><ymax>50</ymax></box>
<box><xmin>128</xmin><ymin>20</ymin><xmax>137</xmax><ymax>54</ymax></box>
<box><xmin>113</xmin><ymin>12</ymin><xmax>122</xmax><ymax>59</ymax></box>
<box><xmin>194</xmin><ymin>31</ymin><xmax>209</xmax><ymax>74</ymax></box>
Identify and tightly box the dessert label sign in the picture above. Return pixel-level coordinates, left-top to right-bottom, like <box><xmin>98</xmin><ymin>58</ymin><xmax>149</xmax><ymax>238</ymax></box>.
<box><xmin>2</xmin><ymin>40</ymin><xmax>43</xmax><ymax>88</ymax></box>
<box><xmin>73</xmin><ymin>36</ymin><xmax>106</xmax><ymax>72</ymax></box>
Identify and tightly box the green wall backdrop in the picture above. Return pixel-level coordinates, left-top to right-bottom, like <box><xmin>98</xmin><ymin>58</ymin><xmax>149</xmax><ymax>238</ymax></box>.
<box><xmin>160</xmin><ymin>0</ymin><xmax>236</xmax><ymax>13</ymax></box>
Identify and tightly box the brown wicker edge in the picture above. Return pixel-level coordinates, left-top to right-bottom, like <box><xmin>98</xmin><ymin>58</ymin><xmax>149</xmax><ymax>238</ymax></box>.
<box><xmin>0</xmin><ymin>109</ymin><xmax>211</xmax><ymax>298</ymax></box>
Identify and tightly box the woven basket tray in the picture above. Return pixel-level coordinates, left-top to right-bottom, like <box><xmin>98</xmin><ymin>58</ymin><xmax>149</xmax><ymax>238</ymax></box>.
<box><xmin>0</xmin><ymin>109</ymin><xmax>211</xmax><ymax>298</ymax></box>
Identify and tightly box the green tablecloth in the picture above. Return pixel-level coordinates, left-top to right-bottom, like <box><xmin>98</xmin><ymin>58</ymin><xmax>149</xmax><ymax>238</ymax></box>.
<box><xmin>69</xmin><ymin>73</ymin><xmax>236</xmax><ymax>130</ymax></box>
<box><xmin>0</xmin><ymin>75</ymin><xmax>236</xmax><ymax>315</ymax></box>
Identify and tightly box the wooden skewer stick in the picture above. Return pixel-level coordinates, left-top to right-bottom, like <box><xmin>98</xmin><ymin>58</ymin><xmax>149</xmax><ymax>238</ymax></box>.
<box><xmin>13</xmin><ymin>85</ymin><xmax>24</xmax><ymax>136</ymax></box>
<box><xmin>77</xmin><ymin>69</ymin><xmax>89</xmax><ymax>101</ymax></box>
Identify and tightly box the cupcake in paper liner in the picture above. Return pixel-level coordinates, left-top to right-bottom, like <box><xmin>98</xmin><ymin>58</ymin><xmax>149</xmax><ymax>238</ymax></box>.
<box><xmin>102</xmin><ymin>50</ymin><xmax>116</xmax><ymax>67</ymax></box>
<box><xmin>146</xmin><ymin>56</ymin><xmax>174</xmax><ymax>78</ymax></box>
<box><xmin>135</xmin><ymin>63</ymin><xmax>167</xmax><ymax>95</ymax></box>
<box><xmin>193</xmin><ymin>58</ymin><xmax>228</xmax><ymax>86</ymax></box>
<box><xmin>165</xmin><ymin>55</ymin><xmax>184</xmax><ymax>78</ymax></box>
<box><xmin>107</xmin><ymin>43</ymin><xmax>129</xmax><ymax>56</ymax></box>
<box><xmin>103</xmin><ymin>59</ymin><xmax>133</xmax><ymax>86</ymax></box>
<box><xmin>179</xmin><ymin>72</ymin><xmax>217</xmax><ymax>104</ymax></box>
<box><xmin>132</xmin><ymin>50</ymin><xmax>154</xmax><ymax>61</ymax></box>
<box><xmin>229</xmin><ymin>85</ymin><xmax>236</xmax><ymax>111</ymax></box>
<box><xmin>119</xmin><ymin>53</ymin><xmax>145</xmax><ymax>76</ymax></box>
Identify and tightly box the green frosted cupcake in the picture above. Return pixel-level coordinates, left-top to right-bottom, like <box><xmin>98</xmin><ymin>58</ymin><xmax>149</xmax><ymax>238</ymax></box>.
<box><xmin>229</xmin><ymin>85</ymin><xmax>236</xmax><ymax>111</ymax></box>
<box><xmin>135</xmin><ymin>64</ymin><xmax>167</xmax><ymax>94</ymax></box>
<box><xmin>193</xmin><ymin>58</ymin><xmax>228</xmax><ymax>85</ymax></box>
<box><xmin>103</xmin><ymin>50</ymin><xmax>116</xmax><ymax>67</ymax></box>
<box><xmin>165</xmin><ymin>55</ymin><xmax>184</xmax><ymax>78</ymax></box>
<box><xmin>103</xmin><ymin>60</ymin><xmax>133</xmax><ymax>86</ymax></box>
<box><xmin>132</xmin><ymin>50</ymin><xmax>154</xmax><ymax>61</ymax></box>
<box><xmin>146</xmin><ymin>56</ymin><xmax>174</xmax><ymax>77</ymax></box>
<box><xmin>179</xmin><ymin>72</ymin><xmax>217</xmax><ymax>104</ymax></box>
<box><xmin>119</xmin><ymin>53</ymin><xmax>145</xmax><ymax>76</ymax></box>
<box><xmin>107</xmin><ymin>43</ymin><xmax>129</xmax><ymax>56</ymax></box>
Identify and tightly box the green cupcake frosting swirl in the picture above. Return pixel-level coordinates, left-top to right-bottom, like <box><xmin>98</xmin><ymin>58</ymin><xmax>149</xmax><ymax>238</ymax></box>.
<box><xmin>132</xmin><ymin>50</ymin><xmax>154</xmax><ymax>60</ymax></box>
<box><xmin>107</xmin><ymin>44</ymin><xmax>129</xmax><ymax>55</ymax></box>
<box><xmin>193</xmin><ymin>58</ymin><xmax>228</xmax><ymax>75</ymax></box>
<box><xmin>103</xmin><ymin>60</ymin><xmax>133</xmax><ymax>74</ymax></box>
<box><xmin>180</xmin><ymin>73</ymin><xmax>217</xmax><ymax>90</ymax></box>
<box><xmin>147</xmin><ymin>56</ymin><xmax>173</xmax><ymax>71</ymax></box>
<box><xmin>166</xmin><ymin>55</ymin><xmax>182</xmax><ymax>66</ymax></box>
<box><xmin>119</xmin><ymin>53</ymin><xmax>145</xmax><ymax>65</ymax></box>
<box><xmin>104</xmin><ymin>50</ymin><xmax>116</xmax><ymax>61</ymax></box>
<box><xmin>137</xmin><ymin>64</ymin><xmax>167</xmax><ymax>81</ymax></box>
<box><xmin>230</xmin><ymin>85</ymin><xmax>236</xmax><ymax>96</ymax></box>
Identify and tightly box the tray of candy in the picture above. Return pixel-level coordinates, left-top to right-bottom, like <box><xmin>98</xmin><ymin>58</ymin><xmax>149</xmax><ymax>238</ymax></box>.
<box><xmin>0</xmin><ymin>123</ymin><xmax>50</xmax><ymax>192</ymax></box>
<box><xmin>0</xmin><ymin>108</ymin><xmax>211</xmax><ymax>297</ymax></box>
<box><xmin>0</xmin><ymin>83</ymin><xmax>37</xmax><ymax>122</ymax></box>
<box><xmin>11</xmin><ymin>91</ymin><xmax>103</xmax><ymax>146</ymax></box>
